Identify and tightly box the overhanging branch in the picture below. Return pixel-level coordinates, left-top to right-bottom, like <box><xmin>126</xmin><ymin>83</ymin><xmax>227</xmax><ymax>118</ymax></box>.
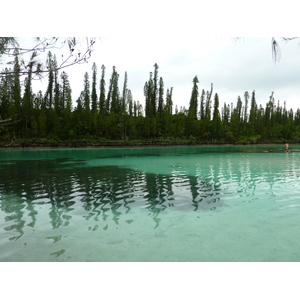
<box><xmin>0</xmin><ymin>37</ymin><xmax>97</xmax><ymax>79</ymax></box>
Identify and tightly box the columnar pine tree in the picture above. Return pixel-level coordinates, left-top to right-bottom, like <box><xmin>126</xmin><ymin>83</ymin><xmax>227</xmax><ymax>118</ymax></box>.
<box><xmin>12</xmin><ymin>53</ymin><xmax>21</xmax><ymax>114</ymax></box>
<box><xmin>157</xmin><ymin>77</ymin><xmax>164</xmax><ymax>116</ymax></box>
<box><xmin>152</xmin><ymin>63</ymin><xmax>159</xmax><ymax>116</ymax></box>
<box><xmin>127</xmin><ymin>89</ymin><xmax>133</xmax><ymax>116</ymax></box>
<box><xmin>144</xmin><ymin>72</ymin><xmax>153</xmax><ymax>117</ymax></box>
<box><xmin>236</xmin><ymin>96</ymin><xmax>243</xmax><ymax>122</ymax></box>
<box><xmin>243</xmin><ymin>91</ymin><xmax>249</xmax><ymax>123</ymax></box>
<box><xmin>107</xmin><ymin>66</ymin><xmax>119</xmax><ymax>114</ymax></box>
<box><xmin>59</xmin><ymin>71</ymin><xmax>72</xmax><ymax>138</ymax></box>
<box><xmin>188</xmin><ymin>76</ymin><xmax>199</xmax><ymax>120</ymax></box>
<box><xmin>200</xmin><ymin>89</ymin><xmax>205</xmax><ymax>120</ymax></box>
<box><xmin>222</xmin><ymin>102</ymin><xmax>230</xmax><ymax>126</ymax></box>
<box><xmin>212</xmin><ymin>93</ymin><xmax>221</xmax><ymax>139</ymax></box>
<box><xmin>0</xmin><ymin>68</ymin><xmax>11</xmax><ymax>120</ymax></box>
<box><xmin>83</xmin><ymin>72</ymin><xmax>90</xmax><ymax>111</ymax></box>
<box><xmin>60</xmin><ymin>71</ymin><xmax>72</xmax><ymax>111</ymax></box>
<box><xmin>91</xmin><ymin>62</ymin><xmax>98</xmax><ymax>112</ymax></box>
<box><xmin>121</xmin><ymin>71</ymin><xmax>128</xmax><ymax>113</ymax></box>
<box><xmin>53</xmin><ymin>55</ymin><xmax>60</xmax><ymax>113</ymax></box>
<box><xmin>165</xmin><ymin>87</ymin><xmax>173</xmax><ymax>115</ymax></box>
<box><xmin>133</xmin><ymin>101</ymin><xmax>137</xmax><ymax>117</ymax></box>
<box><xmin>77</xmin><ymin>72</ymin><xmax>91</xmax><ymax>136</ymax></box>
<box><xmin>249</xmin><ymin>90</ymin><xmax>257</xmax><ymax>124</ymax></box>
<box><xmin>44</xmin><ymin>52</ymin><xmax>55</xmax><ymax>109</ymax></box>
<box><xmin>99</xmin><ymin>64</ymin><xmax>106</xmax><ymax>114</ymax></box>
<box><xmin>111</xmin><ymin>67</ymin><xmax>120</xmax><ymax>114</ymax></box>
<box><xmin>22</xmin><ymin>62</ymin><xmax>33</xmax><ymax>136</ymax></box>
<box><xmin>205</xmin><ymin>84</ymin><xmax>213</xmax><ymax>121</ymax></box>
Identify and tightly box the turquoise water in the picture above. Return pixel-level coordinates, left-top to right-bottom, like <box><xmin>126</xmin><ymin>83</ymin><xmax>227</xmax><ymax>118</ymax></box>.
<box><xmin>0</xmin><ymin>145</ymin><xmax>300</xmax><ymax>262</ymax></box>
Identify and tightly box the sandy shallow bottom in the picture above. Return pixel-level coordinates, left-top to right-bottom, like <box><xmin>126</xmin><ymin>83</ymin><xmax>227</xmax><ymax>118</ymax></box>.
<box><xmin>1</xmin><ymin>200</ymin><xmax>299</xmax><ymax>262</ymax></box>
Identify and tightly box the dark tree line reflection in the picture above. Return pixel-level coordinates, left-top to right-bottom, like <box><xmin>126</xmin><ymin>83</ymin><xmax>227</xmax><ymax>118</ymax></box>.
<box><xmin>0</xmin><ymin>153</ymin><xmax>289</xmax><ymax>239</ymax></box>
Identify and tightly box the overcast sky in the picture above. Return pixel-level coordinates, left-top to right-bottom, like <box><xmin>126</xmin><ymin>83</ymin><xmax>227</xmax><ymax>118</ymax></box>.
<box><xmin>5</xmin><ymin>1</ymin><xmax>300</xmax><ymax>113</ymax></box>
<box><xmin>60</xmin><ymin>36</ymin><xmax>300</xmax><ymax>113</ymax></box>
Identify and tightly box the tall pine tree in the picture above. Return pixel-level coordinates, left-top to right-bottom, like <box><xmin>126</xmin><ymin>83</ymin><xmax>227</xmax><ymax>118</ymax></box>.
<box><xmin>188</xmin><ymin>76</ymin><xmax>199</xmax><ymax>120</ymax></box>
<box><xmin>99</xmin><ymin>64</ymin><xmax>106</xmax><ymax>114</ymax></box>
<box><xmin>83</xmin><ymin>71</ymin><xmax>90</xmax><ymax>111</ymax></box>
<box><xmin>91</xmin><ymin>62</ymin><xmax>98</xmax><ymax>112</ymax></box>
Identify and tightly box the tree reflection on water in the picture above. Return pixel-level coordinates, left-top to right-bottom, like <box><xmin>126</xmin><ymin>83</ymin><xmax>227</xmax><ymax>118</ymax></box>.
<box><xmin>0</xmin><ymin>157</ymin><xmax>225</xmax><ymax>238</ymax></box>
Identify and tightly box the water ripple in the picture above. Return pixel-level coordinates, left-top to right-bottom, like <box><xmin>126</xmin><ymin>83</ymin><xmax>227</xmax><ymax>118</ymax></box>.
<box><xmin>1</xmin><ymin>149</ymin><xmax>300</xmax><ymax>243</ymax></box>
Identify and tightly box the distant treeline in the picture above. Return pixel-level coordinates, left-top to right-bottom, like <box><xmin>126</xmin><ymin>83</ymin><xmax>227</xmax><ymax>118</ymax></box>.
<box><xmin>1</xmin><ymin>53</ymin><xmax>300</xmax><ymax>144</ymax></box>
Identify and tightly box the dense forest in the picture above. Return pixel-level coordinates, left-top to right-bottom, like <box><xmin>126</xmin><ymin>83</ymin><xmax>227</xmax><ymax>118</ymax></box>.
<box><xmin>1</xmin><ymin>51</ymin><xmax>300</xmax><ymax>146</ymax></box>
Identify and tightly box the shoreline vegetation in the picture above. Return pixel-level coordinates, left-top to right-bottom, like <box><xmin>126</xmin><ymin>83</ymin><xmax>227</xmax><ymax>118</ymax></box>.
<box><xmin>0</xmin><ymin>138</ymin><xmax>296</xmax><ymax>149</ymax></box>
<box><xmin>2</xmin><ymin>56</ymin><xmax>300</xmax><ymax>148</ymax></box>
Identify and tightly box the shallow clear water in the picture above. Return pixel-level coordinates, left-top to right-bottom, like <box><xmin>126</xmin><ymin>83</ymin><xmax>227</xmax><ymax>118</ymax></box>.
<box><xmin>1</xmin><ymin>145</ymin><xmax>300</xmax><ymax>261</ymax></box>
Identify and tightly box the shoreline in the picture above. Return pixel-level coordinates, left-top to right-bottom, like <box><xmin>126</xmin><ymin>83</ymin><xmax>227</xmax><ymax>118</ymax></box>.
<box><xmin>0</xmin><ymin>140</ymin><xmax>294</xmax><ymax>149</ymax></box>
<box><xmin>0</xmin><ymin>141</ymin><xmax>221</xmax><ymax>149</ymax></box>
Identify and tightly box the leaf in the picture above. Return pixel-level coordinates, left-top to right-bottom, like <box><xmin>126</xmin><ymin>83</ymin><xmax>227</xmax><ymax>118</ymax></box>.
<box><xmin>67</xmin><ymin>38</ymin><xmax>76</xmax><ymax>50</ymax></box>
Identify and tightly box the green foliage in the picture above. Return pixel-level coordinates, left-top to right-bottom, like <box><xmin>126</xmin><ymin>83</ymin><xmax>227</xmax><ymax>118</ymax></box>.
<box><xmin>188</xmin><ymin>76</ymin><xmax>199</xmax><ymax>120</ymax></box>
<box><xmin>1</xmin><ymin>56</ymin><xmax>300</xmax><ymax>145</ymax></box>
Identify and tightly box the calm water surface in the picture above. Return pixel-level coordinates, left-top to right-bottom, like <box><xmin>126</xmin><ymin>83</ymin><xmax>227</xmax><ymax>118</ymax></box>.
<box><xmin>1</xmin><ymin>145</ymin><xmax>300</xmax><ymax>261</ymax></box>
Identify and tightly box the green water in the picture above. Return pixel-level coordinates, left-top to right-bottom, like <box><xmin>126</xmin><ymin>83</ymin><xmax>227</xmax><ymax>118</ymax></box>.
<box><xmin>0</xmin><ymin>145</ymin><xmax>300</xmax><ymax>262</ymax></box>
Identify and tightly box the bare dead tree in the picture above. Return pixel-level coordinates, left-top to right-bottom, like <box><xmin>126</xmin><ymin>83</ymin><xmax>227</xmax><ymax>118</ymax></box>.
<box><xmin>0</xmin><ymin>114</ymin><xmax>22</xmax><ymax>126</ymax></box>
